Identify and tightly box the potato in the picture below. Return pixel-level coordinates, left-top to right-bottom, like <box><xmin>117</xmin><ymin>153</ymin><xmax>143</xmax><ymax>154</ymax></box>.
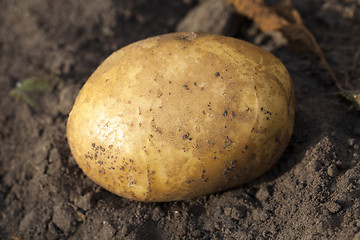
<box><xmin>67</xmin><ymin>32</ymin><xmax>294</xmax><ymax>202</ymax></box>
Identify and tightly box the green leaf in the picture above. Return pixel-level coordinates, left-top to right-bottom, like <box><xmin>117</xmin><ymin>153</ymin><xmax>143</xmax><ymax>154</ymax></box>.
<box><xmin>14</xmin><ymin>75</ymin><xmax>61</xmax><ymax>92</ymax></box>
<box><xmin>9</xmin><ymin>74</ymin><xmax>62</xmax><ymax>111</ymax></box>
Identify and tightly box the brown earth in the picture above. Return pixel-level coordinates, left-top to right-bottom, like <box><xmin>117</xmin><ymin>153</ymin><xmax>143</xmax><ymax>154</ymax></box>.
<box><xmin>0</xmin><ymin>0</ymin><xmax>360</xmax><ymax>239</ymax></box>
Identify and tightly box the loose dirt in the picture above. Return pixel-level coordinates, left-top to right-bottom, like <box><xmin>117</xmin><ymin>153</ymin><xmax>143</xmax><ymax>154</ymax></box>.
<box><xmin>0</xmin><ymin>0</ymin><xmax>359</xmax><ymax>239</ymax></box>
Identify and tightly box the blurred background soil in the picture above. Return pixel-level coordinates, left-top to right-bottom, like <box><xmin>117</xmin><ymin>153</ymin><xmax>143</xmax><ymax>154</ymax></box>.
<box><xmin>0</xmin><ymin>0</ymin><xmax>360</xmax><ymax>239</ymax></box>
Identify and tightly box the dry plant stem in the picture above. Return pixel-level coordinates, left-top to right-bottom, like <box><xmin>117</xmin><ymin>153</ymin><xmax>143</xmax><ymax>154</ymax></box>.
<box><xmin>226</xmin><ymin>0</ymin><xmax>344</xmax><ymax>92</ymax></box>
<box><xmin>340</xmin><ymin>70</ymin><xmax>351</xmax><ymax>88</ymax></box>
<box><xmin>280</xmin><ymin>23</ymin><xmax>344</xmax><ymax>91</ymax></box>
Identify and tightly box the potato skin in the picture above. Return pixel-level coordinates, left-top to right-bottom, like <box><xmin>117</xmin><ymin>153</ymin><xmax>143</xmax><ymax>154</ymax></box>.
<box><xmin>67</xmin><ymin>32</ymin><xmax>294</xmax><ymax>202</ymax></box>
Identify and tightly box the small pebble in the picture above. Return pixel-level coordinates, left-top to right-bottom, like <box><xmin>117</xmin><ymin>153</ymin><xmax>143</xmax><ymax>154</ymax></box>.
<box><xmin>325</xmin><ymin>201</ymin><xmax>342</xmax><ymax>214</ymax></box>
<box><xmin>176</xmin><ymin>0</ymin><xmax>239</xmax><ymax>35</ymax></box>
<box><xmin>348</xmin><ymin>138</ymin><xmax>355</xmax><ymax>147</ymax></box>
<box><xmin>256</xmin><ymin>185</ymin><xmax>270</xmax><ymax>201</ymax></box>
<box><xmin>152</xmin><ymin>207</ymin><xmax>164</xmax><ymax>221</ymax></box>
<box><xmin>310</xmin><ymin>160</ymin><xmax>322</xmax><ymax>171</ymax></box>
<box><xmin>192</xmin><ymin>230</ymin><xmax>201</xmax><ymax>238</ymax></box>
<box><xmin>52</xmin><ymin>204</ymin><xmax>74</xmax><ymax>235</ymax></box>
<box><xmin>327</xmin><ymin>164</ymin><xmax>338</xmax><ymax>177</ymax></box>
<box><xmin>335</xmin><ymin>160</ymin><xmax>343</xmax><ymax>168</ymax></box>
<box><xmin>214</xmin><ymin>222</ymin><xmax>221</xmax><ymax>230</ymax></box>
<box><xmin>223</xmin><ymin>207</ymin><xmax>232</xmax><ymax>216</ymax></box>
<box><xmin>95</xmin><ymin>221</ymin><xmax>116</xmax><ymax>239</ymax></box>
<box><xmin>231</xmin><ymin>206</ymin><xmax>247</xmax><ymax>220</ymax></box>
<box><xmin>74</xmin><ymin>210</ymin><xmax>85</xmax><ymax>222</ymax></box>
<box><xmin>59</xmin><ymin>84</ymin><xmax>78</xmax><ymax>115</ymax></box>
<box><xmin>75</xmin><ymin>193</ymin><xmax>92</xmax><ymax>211</ymax></box>
<box><xmin>49</xmin><ymin>148</ymin><xmax>61</xmax><ymax>163</ymax></box>
<box><xmin>347</xmin><ymin>182</ymin><xmax>356</xmax><ymax>191</ymax></box>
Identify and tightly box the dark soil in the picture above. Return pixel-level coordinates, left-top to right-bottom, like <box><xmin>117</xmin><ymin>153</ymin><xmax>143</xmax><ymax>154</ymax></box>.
<box><xmin>1</xmin><ymin>0</ymin><xmax>360</xmax><ymax>239</ymax></box>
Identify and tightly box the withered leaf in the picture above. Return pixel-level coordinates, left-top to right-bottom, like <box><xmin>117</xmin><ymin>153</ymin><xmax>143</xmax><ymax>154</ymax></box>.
<box><xmin>226</xmin><ymin>0</ymin><xmax>343</xmax><ymax>91</ymax></box>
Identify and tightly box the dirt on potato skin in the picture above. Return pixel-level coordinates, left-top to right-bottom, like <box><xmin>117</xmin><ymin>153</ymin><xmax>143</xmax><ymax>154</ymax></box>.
<box><xmin>0</xmin><ymin>0</ymin><xmax>360</xmax><ymax>239</ymax></box>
